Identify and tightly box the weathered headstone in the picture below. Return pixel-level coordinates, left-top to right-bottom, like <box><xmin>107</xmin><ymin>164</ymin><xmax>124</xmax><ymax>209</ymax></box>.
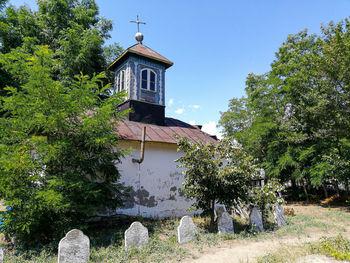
<box><xmin>124</xmin><ymin>222</ymin><xmax>149</xmax><ymax>251</ymax></box>
<box><xmin>58</xmin><ymin>229</ymin><xmax>90</xmax><ymax>263</ymax></box>
<box><xmin>273</xmin><ymin>203</ymin><xmax>287</xmax><ymax>226</ymax></box>
<box><xmin>0</xmin><ymin>248</ymin><xmax>3</xmax><ymax>263</ymax></box>
<box><xmin>214</xmin><ymin>204</ymin><xmax>226</xmax><ymax>218</ymax></box>
<box><xmin>249</xmin><ymin>207</ymin><xmax>264</xmax><ymax>232</ymax></box>
<box><xmin>177</xmin><ymin>216</ymin><xmax>197</xmax><ymax>244</ymax></box>
<box><xmin>217</xmin><ymin>211</ymin><xmax>234</xmax><ymax>234</ymax></box>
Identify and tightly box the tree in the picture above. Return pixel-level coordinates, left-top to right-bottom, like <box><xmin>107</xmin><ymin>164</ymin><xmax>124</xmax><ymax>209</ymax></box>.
<box><xmin>219</xmin><ymin>19</ymin><xmax>350</xmax><ymax>199</ymax></box>
<box><xmin>0</xmin><ymin>45</ymin><xmax>127</xmax><ymax>247</ymax></box>
<box><xmin>0</xmin><ymin>0</ymin><xmax>123</xmax><ymax>94</ymax></box>
<box><xmin>0</xmin><ymin>0</ymin><xmax>7</xmax><ymax>12</ymax></box>
<box><xmin>176</xmin><ymin>137</ymin><xmax>257</xmax><ymax>230</ymax></box>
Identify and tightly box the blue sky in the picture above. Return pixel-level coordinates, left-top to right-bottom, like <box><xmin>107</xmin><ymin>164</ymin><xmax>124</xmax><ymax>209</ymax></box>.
<box><xmin>8</xmin><ymin>0</ymin><xmax>350</xmax><ymax>136</ymax></box>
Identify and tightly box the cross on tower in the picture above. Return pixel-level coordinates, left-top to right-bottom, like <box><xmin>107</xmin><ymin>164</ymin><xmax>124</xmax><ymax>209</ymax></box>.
<box><xmin>130</xmin><ymin>15</ymin><xmax>146</xmax><ymax>32</ymax></box>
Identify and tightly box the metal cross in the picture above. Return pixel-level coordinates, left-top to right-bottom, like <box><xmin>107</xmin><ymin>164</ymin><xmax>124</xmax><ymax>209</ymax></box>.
<box><xmin>130</xmin><ymin>15</ymin><xmax>146</xmax><ymax>32</ymax></box>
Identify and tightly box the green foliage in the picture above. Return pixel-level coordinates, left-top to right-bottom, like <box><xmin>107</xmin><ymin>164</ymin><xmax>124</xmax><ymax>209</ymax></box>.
<box><xmin>0</xmin><ymin>45</ymin><xmax>127</xmax><ymax>247</ymax></box>
<box><xmin>250</xmin><ymin>179</ymin><xmax>285</xmax><ymax>223</ymax></box>
<box><xmin>219</xmin><ymin>18</ymin><xmax>350</xmax><ymax>199</ymax></box>
<box><xmin>313</xmin><ymin>235</ymin><xmax>350</xmax><ymax>261</ymax></box>
<box><xmin>0</xmin><ymin>0</ymin><xmax>122</xmax><ymax>93</ymax></box>
<box><xmin>176</xmin><ymin>137</ymin><xmax>257</xmax><ymax>228</ymax></box>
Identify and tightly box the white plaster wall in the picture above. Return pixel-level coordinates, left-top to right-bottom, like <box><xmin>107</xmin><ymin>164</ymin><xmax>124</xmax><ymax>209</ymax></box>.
<box><xmin>116</xmin><ymin>140</ymin><xmax>197</xmax><ymax>218</ymax></box>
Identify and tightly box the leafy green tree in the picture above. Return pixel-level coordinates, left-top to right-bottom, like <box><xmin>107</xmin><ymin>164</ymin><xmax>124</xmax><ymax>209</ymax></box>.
<box><xmin>0</xmin><ymin>45</ymin><xmax>127</xmax><ymax>247</ymax></box>
<box><xmin>0</xmin><ymin>0</ymin><xmax>123</xmax><ymax>94</ymax></box>
<box><xmin>176</xmin><ymin>137</ymin><xmax>257</xmax><ymax>230</ymax></box>
<box><xmin>0</xmin><ymin>0</ymin><xmax>7</xmax><ymax>12</ymax></box>
<box><xmin>219</xmin><ymin>19</ymin><xmax>350</xmax><ymax>199</ymax></box>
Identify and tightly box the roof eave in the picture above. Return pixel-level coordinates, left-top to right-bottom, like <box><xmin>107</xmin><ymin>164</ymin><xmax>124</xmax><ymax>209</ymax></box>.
<box><xmin>107</xmin><ymin>49</ymin><xmax>174</xmax><ymax>71</ymax></box>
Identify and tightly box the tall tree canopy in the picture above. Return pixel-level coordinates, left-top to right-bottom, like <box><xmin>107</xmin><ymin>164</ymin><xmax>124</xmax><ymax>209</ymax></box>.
<box><xmin>219</xmin><ymin>19</ymin><xmax>350</xmax><ymax>199</ymax></box>
<box><xmin>0</xmin><ymin>45</ymin><xmax>127</xmax><ymax>247</ymax></box>
<box><xmin>0</xmin><ymin>0</ymin><xmax>126</xmax><ymax>247</ymax></box>
<box><xmin>0</xmin><ymin>0</ymin><xmax>122</xmax><ymax>94</ymax></box>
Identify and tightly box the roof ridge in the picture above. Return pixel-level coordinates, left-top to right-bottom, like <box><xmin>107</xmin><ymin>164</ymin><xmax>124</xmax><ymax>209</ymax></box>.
<box><xmin>108</xmin><ymin>42</ymin><xmax>173</xmax><ymax>71</ymax></box>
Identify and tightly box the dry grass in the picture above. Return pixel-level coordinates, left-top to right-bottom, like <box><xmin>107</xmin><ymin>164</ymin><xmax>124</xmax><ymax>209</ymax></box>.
<box><xmin>284</xmin><ymin>207</ymin><xmax>295</xmax><ymax>216</ymax></box>
<box><xmin>256</xmin><ymin>243</ymin><xmax>312</xmax><ymax>263</ymax></box>
<box><xmin>321</xmin><ymin>195</ymin><xmax>350</xmax><ymax>206</ymax></box>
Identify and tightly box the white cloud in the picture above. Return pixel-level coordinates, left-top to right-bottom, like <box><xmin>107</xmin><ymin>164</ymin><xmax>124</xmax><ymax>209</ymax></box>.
<box><xmin>189</xmin><ymin>120</ymin><xmax>196</xmax><ymax>125</ymax></box>
<box><xmin>201</xmin><ymin>121</ymin><xmax>217</xmax><ymax>136</ymax></box>
<box><xmin>175</xmin><ymin>108</ymin><xmax>184</xmax><ymax>115</ymax></box>
<box><xmin>189</xmin><ymin>104</ymin><xmax>201</xmax><ymax>110</ymax></box>
<box><xmin>168</xmin><ymin>98</ymin><xmax>174</xmax><ymax>106</ymax></box>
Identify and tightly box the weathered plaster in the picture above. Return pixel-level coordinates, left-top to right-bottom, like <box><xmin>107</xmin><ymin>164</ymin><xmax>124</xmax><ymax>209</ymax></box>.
<box><xmin>116</xmin><ymin>140</ymin><xmax>197</xmax><ymax>218</ymax></box>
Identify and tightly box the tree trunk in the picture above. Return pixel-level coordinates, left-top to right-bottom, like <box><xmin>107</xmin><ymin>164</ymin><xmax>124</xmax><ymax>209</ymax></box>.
<box><xmin>345</xmin><ymin>180</ymin><xmax>349</xmax><ymax>198</ymax></box>
<box><xmin>291</xmin><ymin>179</ymin><xmax>297</xmax><ymax>191</ymax></box>
<box><xmin>302</xmin><ymin>179</ymin><xmax>309</xmax><ymax>202</ymax></box>
<box><xmin>322</xmin><ymin>182</ymin><xmax>328</xmax><ymax>199</ymax></box>
<box><xmin>333</xmin><ymin>180</ymin><xmax>340</xmax><ymax>196</ymax></box>
<box><xmin>291</xmin><ymin>179</ymin><xmax>297</xmax><ymax>199</ymax></box>
<box><xmin>210</xmin><ymin>200</ymin><xmax>215</xmax><ymax>232</ymax></box>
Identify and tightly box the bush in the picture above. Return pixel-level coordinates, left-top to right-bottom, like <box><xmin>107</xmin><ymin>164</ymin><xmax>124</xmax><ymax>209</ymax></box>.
<box><xmin>313</xmin><ymin>235</ymin><xmax>350</xmax><ymax>261</ymax></box>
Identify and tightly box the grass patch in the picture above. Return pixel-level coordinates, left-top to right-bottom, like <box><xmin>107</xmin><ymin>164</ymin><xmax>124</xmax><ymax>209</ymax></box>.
<box><xmin>4</xmin><ymin>250</ymin><xmax>56</xmax><ymax>263</ymax></box>
<box><xmin>90</xmin><ymin>236</ymin><xmax>189</xmax><ymax>263</ymax></box>
<box><xmin>325</xmin><ymin>210</ymin><xmax>350</xmax><ymax>224</ymax></box>
<box><xmin>256</xmin><ymin>244</ymin><xmax>311</xmax><ymax>263</ymax></box>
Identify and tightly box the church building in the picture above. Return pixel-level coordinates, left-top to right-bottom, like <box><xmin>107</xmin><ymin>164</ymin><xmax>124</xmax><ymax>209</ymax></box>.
<box><xmin>108</xmin><ymin>19</ymin><xmax>217</xmax><ymax>218</ymax></box>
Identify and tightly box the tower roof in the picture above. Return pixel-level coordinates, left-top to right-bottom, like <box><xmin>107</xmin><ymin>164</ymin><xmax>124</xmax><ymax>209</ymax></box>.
<box><xmin>108</xmin><ymin>43</ymin><xmax>173</xmax><ymax>71</ymax></box>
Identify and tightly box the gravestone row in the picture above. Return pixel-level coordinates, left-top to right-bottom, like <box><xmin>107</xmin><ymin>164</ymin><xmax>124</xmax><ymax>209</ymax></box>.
<box><xmin>54</xmin><ymin>216</ymin><xmax>199</xmax><ymax>262</ymax></box>
<box><xmin>0</xmin><ymin>205</ymin><xmax>285</xmax><ymax>262</ymax></box>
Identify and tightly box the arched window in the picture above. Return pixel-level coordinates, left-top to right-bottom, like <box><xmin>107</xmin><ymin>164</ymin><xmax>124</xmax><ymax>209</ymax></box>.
<box><xmin>115</xmin><ymin>69</ymin><xmax>126</xmax><ymax>92</ymax></box>
<box><xmin>141</xmin><ymin>68</ymin><xmax>156</xmax><ymax>91</ymax></box>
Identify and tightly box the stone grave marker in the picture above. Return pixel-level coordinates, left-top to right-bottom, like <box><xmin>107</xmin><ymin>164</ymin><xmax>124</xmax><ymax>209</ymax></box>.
<box><xmin>249</xmin><ymin>207</ymin><xmax>264</xmax><ymax>232</ymax></box>
<box><xmin>177</xmin><ymin>216</ymin><xmax>197</xmax><ymax>244</ymax></box>
<box><xmin>124</xmin><ymin>221</ymin><xmax>149</xmax><ymax>251</ymax></box>
<box><xmin>214</xmin><ymin>204</ymin><xmax>226</xmax><ymax>218</ymax></box>
<box><xmin>273</xmin><ymin>203</ymin><xmax>287</xmax><ymax>226</ymax></box>
<box><xmin>218</xmin><ymin>211</ymin><xmax>234</xmax><ymax>234</ymax></box>
<box><xmin>58</xmin><ymin>229</ymin><xmax>90</xmax><ymax>263</ymax></box>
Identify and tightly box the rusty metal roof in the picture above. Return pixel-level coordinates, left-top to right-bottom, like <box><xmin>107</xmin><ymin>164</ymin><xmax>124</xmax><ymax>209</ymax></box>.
<box><xmin>108</xmin><ymin>43</ymin><xmax>173</xmax><ymax>71</ymax></box>
<box><xmin>115</xmin><ymin>117</ymin><xmax>218</xmax><ymax>145</ymax></box>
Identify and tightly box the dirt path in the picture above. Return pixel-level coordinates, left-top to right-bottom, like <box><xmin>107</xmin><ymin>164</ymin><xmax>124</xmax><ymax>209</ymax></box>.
<box><xmin>182</xmin><ymin>205</ymin><xmax>350</xmax><ymax>263</ymax></box>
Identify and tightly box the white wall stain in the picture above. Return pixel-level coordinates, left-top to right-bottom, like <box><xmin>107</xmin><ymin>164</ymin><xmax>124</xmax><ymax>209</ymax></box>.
<box><xmin>115</xmin><ymin>140</ymin><xmax>198</xmax><ymax>218</ymax></box>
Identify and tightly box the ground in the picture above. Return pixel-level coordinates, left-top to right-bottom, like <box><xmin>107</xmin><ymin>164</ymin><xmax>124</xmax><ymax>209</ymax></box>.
<box><xmin>182</xmin><ymin>204</ymin><xmax>350</xmax><ymax>263</ymax></box>
<box><xmin>1</xmin><ymin>203</ymin><xmax>349</xmax><ymax>262</ymax></box>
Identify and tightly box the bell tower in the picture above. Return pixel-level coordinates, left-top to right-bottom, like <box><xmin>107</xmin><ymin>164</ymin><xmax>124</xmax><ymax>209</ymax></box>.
<box><xmin>108</xmin><ymin>16</ymin><xmax>173</xmax><ymax>126</ymax></box>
